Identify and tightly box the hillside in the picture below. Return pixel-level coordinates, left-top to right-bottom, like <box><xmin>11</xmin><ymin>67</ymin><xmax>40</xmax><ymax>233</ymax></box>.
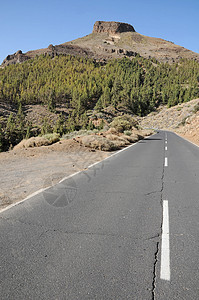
<box><xmin>0</xmin><ymin>21</ymin><xmax>199</xmax><ymax>152</ymax></box>
<box><xmin>139</xmin><ymin>98</ymin><xmax>199</xmax><ymax>130</ymax></box>
<box><xmin>1</xmin><ymin>53</ymin><xmax>199</xmax><ymax>152</ymax></box>
<box><xmin>139</xmin><ymin>97</ymin><xmax>199</xmax><ymax>146</ymax></box>
<box><xmin>175</xmin><ymin>101</ymin><xmax>199</xmax><ymax>145</ymax></box>
<box><xmin>68</xmin><ymin>29</ymin><xmax>199</xmax><ymax>64</ymax></box>
<box><xmin>1</xmin><ymin>21</ymin><xmax>199</xmax><ymax>67</ymax></box>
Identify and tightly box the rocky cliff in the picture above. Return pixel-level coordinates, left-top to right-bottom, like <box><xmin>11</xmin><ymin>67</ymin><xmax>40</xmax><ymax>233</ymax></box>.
<box><xmin>92</xmin><ymin>21</ymin><xmax>135</xmax><ymax>34</ymax></box>
<box><xmin>1</xmin><ymin>50</ymin><xmax>30</xmax><ymax>66</ymax></box>
<box><xmin>1</xmin><ymin>44</ymin><xmax>94</xmax><ymax>67</ymax></box>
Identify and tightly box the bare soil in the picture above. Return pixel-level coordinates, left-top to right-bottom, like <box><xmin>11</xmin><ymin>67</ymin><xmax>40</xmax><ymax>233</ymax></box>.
<box><xmin>0</xmin><ymin>139</ymin><xmax>110</xmax><ymax>210</ymax></box>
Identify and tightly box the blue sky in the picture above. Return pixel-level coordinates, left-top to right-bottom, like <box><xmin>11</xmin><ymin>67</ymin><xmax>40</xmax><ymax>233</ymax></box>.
<box><xmin>0</xmin><ymin>0</ymin><xmax>198</xmax><ymax>63</ymax></box>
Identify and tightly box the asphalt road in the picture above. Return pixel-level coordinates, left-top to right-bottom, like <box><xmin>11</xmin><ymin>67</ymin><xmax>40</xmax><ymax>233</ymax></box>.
<box><xmin>0</xmin><ymin>131</ymin><xmax>199</xmax><ymax>299</ymax></box>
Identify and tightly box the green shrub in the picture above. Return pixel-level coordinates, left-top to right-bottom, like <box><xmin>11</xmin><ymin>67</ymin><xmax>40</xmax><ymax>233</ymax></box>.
<box><xmin>62</xmin><ymin>129</ymin><xmax>100</xmax><ymax>140</ymax></box>
<box><xmin>110</xmin><ymin>115</ymin><xmax>137</xmax><ymax>133</ymax></box>
<box><xmin>42</xmin><ymin>133</ymin><xmax>60</xmax><ymax>143</ymax></box>
<box><xmin>181</xmin><ymin>117</ymin><xmax>188</xmax><ymax>126</ymax></box>
<box><xmin>124</xmin><ymin>130</ymin><xmax>132</xmax><ymax>136</ymax></box>
<box><xmin>193</xmin><ymin>103</ymin><xmax>199</xmax><ymax>113</ymax></box>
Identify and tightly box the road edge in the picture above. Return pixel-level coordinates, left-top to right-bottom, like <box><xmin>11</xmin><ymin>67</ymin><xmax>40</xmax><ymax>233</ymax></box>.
<box><xmin>173</xmin><ymin>132</ymin><xmax>199</xmax><ymax>149</ymax></box>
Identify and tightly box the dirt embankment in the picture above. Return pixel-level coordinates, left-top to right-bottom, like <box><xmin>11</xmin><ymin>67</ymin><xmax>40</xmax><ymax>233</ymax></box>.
<box><xmin>139</xmin><ymin>98</ymin><xmax>199</xmax><ymax>146</ymax></box>
<box><xmin>139</xmin><ymin>98</ymin><xmax>199</xmax><ymax>130</ymax></box>
<box><xmin>175</xmin><ymin>108</ymin><xmax>199</xmax><ymax>146</ymax></box>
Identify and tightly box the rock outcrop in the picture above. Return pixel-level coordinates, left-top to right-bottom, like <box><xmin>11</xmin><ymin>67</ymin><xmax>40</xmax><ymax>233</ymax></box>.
<box><xmin>1</xmin><ymin>50</ymin><xmax>30</xmax><ymax>66</ymax></box>
<box><xmin>1</xmin><ymin>45</ymin><xmax>95</xmax><ymax>67</ymax></box>
<box><xmin>92</xmin><ymin>21</ymin><xmax>136</xmax><ymax>34</ymax></box>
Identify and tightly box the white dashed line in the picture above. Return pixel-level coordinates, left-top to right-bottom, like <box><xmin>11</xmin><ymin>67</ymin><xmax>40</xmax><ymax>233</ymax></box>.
<box><xmin>165</xmin><ymin>157</ymin><xmax>168</xmax><ymax>167</ymax></box>
<box><xmin>165</xmin><ymin>146</ymin><xmax>167</xmax><ymax>151</ymax></box>
<box><xmin>160</xmin><ymin>200</ymin><xmax>170</xmax><ymax>281</ymax></box>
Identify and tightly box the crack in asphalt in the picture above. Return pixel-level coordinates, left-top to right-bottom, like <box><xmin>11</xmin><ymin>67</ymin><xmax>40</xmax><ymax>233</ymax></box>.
<box><xmin>146</xmin><ymin>234</ymin><xmax>160</xmax><ymax>241</ymax></box>
<box><xmin>152</xmin><ymin>148</ymin><xmax>165</xmax><ymax>300</ymax></box>
<box><xmin>144</xmin><ymin>190</ymin><xmax>162</xmax><ymax>196</ymax></box>
<box><xmin>0</xmin><ymin>215</ymin><xmax>162</xmax><ymax>243</ymax></box>
<box><xmin>152</xmin><ymin>241</ymin><xmax>160</xmax><ymax>300</ymax></box>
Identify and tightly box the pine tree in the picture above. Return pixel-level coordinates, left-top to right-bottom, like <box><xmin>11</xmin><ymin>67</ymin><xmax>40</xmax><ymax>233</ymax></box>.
<box><xmin>41</xmin><ymin>118</ymin><xmax>52</xmax><ymax>135</ymax></box>
<box><xmin>111</xmin><ymin>77</ymin><xmax>122</xmax><ymax>108</ymax></box>
<box><xmin>48</xmin><ymin>89</ymin><xmax>56</xmax><ymax>112</ymax></box>
<box><xmin>6</xmin><ymin>113</ymin><xmax>15</xmax><ymax>133</ymax></box>
<box><xmin>101</xmin><ymin>86</ymin><xmax>111</xmax><ymax>108</ymax></box>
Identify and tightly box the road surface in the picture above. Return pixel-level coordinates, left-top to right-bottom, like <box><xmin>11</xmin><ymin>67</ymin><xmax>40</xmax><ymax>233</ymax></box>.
<box><xmin>0</xmin><ymin>131</ymin><xmax>199</xmax><ymax>299</ymax></box>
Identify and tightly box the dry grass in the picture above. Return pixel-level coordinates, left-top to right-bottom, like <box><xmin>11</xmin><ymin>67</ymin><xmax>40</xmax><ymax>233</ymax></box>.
<box><xmin>13</xmin><ymin>127</ymin><xmax>153</xmax><ymax>152</ymax></box>
<box><xmin>138</xmin><ymin>129</ymin><xmax>154</xmax><ymax>137</ymax></box>
<box><xmin>42</xmin><ymin>133</ymin><xmax>60</xmax><ymax>143</ymax></box>
<box><xmin>14</xmin><ymin>133</ymin><xmax>60</xmax><ymax>150</ymax></box>
<box><xmin>106</xmin><ymin>134</ymin><xmax>130</xmax><ymax>146</ymax></box>
<box><xmin>77</xmin><ymin>135</ymin><xmax>119</xmax><ymax>151</ymax></box>
<box><xmin>76</xmin><ymin>129</ymin><xmax>151</xmax><ymax>151</ymax></box>
<box><xmin>106</xmin><ymin>127</ymin><xmax>119</xmax><ymax>135</ymax></box>
<box><xmin>122</xmin><ymin>134</ymin><xmax>139</xmax><ymax>143</ymax></box>
<box><xmin>112</xmin><ymin>139</ymin><xmax>128</xmax><ymax>148</ymax></box>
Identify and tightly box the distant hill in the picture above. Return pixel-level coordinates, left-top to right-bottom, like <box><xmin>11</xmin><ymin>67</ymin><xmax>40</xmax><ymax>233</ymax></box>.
<box><xmin>1</xmin><ymin>21</ymin><xmax>199</xmax><ymax>67</ymax></box>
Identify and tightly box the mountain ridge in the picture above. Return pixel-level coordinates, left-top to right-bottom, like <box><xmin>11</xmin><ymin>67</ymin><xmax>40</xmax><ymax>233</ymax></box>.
<box><xmin>1</xmin><ymin>21</ymin><xmax>199</xmax><ymax>67</ymax></box>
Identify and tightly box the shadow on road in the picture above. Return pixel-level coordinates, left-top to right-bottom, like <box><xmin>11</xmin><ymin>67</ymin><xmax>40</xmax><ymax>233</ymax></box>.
<box><xmin>143</xmin><ymin>138</ymin><xmax>162</xmax><ymax>141</ymax></box>
<box><xmin>138</xmin><ymin>138</ymin><xmax>162</xmax><ymax>143</ymax></box>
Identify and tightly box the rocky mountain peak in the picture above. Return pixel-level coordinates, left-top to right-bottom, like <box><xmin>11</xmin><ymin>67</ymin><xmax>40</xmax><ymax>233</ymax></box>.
<box><xmin>1</xmin><ymin>50</ymin><xmax>29</xmax><ymax>66</ymax></box>
<box><xmin>92</xmin><ymin>21</ymin><xmax>136</xmax><ymax>34</ymax></box>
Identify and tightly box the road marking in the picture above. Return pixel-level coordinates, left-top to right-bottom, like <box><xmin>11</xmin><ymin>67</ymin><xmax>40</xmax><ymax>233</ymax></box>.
<box><xmin>165</xmin><ymin>157</ymin><xmax>168</xmax><ymax>167</ymax></box>
<box><xmin>59</xmin><ymin>171</ymin><xmax>81</xmax><ymax>183</ymax></box>
<box><xmin>160</xmin><ymin>200</ymin><xmax>170</xmax><ymax>281</ymax></box>
<box><xmin>165</xmin><ymin>146</ymin><xmax>167</xmax><ymax>151</ymax></box>
<box><xmin>165</xmin><ymin>140</ymin><xmax>167</xmax><ymax>144</ymax></box>
<box><xmin>0</xmin><ymin>187</ymin><xmax>50</xmax><ymax>213</ymax></box>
